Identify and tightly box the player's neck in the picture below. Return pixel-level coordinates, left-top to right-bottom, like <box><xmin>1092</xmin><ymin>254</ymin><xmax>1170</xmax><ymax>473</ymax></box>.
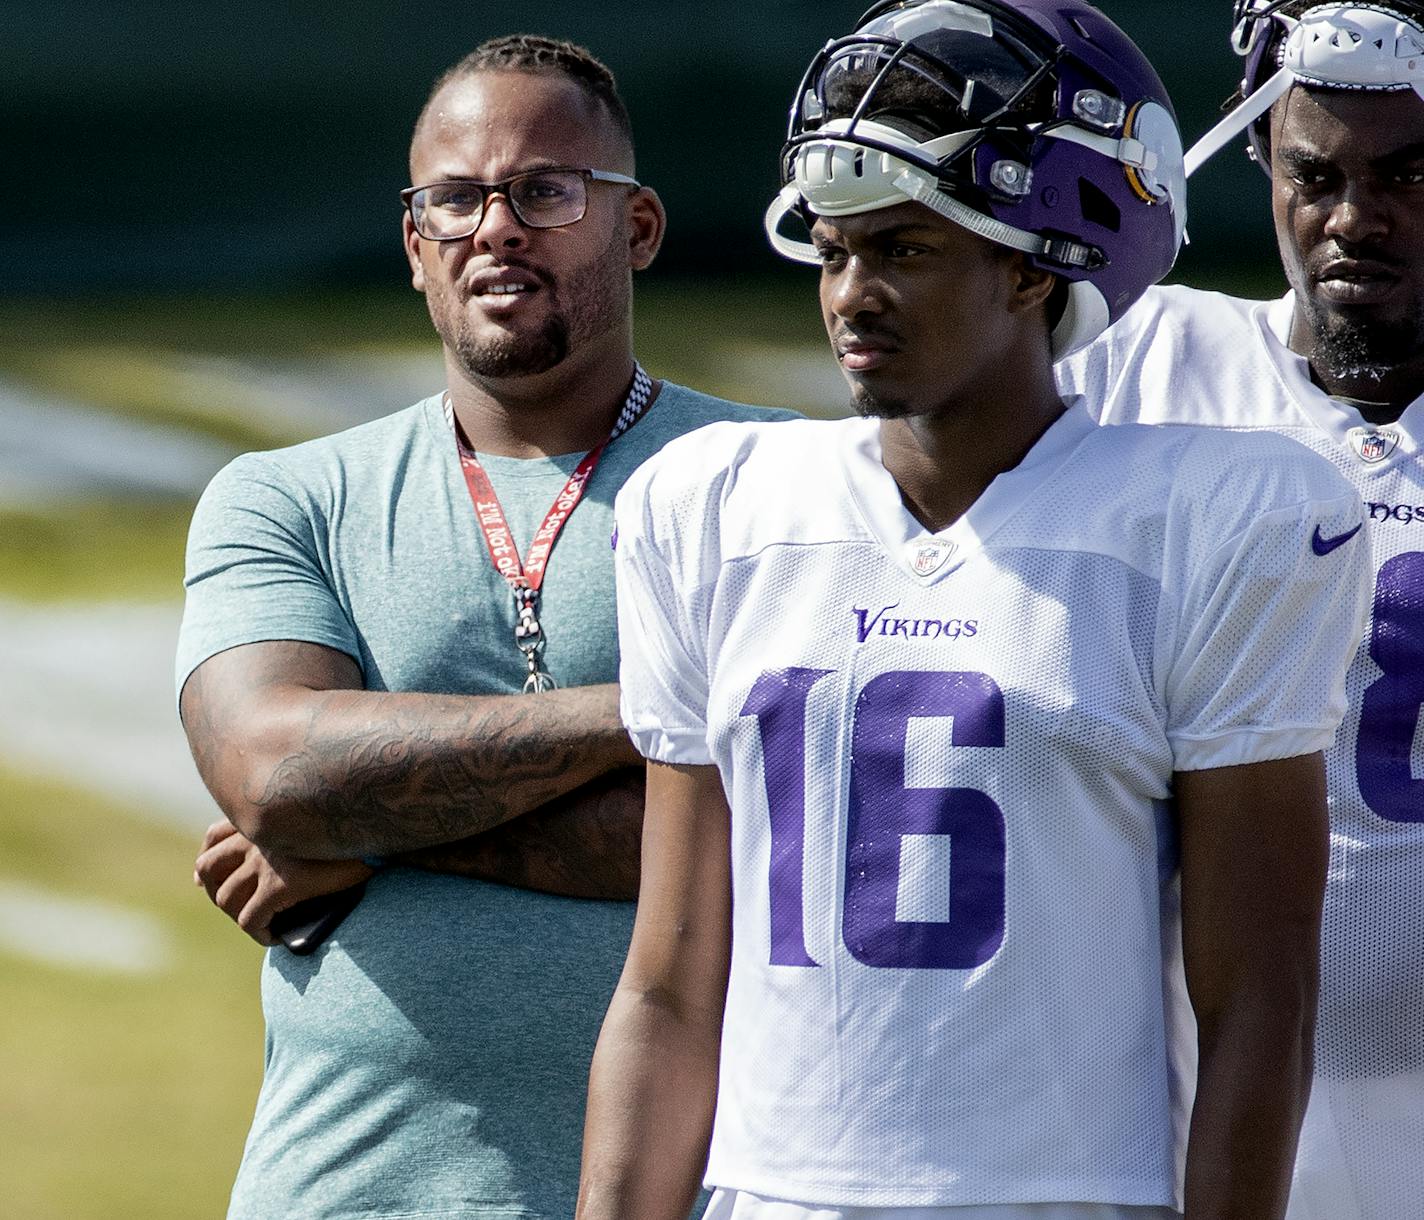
<box><xmin>879</xmin><ymin>385</ymin><xmax>1066</xmax><ymax>534</ymax></box>
<box><xmin>1289</xmin><ymin>317</ymin><xmax>1424</xmax><ymax>425</ymax></box>
<box><xmin>444</xmin><ymin>338</ymin><xmax>647</xmax><ymax>459</ymax></box>
<box><xmin>1305</xmin><ymin>358</ymin><xmax>1424</xmax><ymax>425</ymax></box>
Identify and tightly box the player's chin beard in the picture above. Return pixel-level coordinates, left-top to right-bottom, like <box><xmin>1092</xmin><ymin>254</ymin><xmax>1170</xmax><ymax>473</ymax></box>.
<box><xmin>849</xmin><ymin>382</ymin><xmax>915</xmax><ymax>420</ymax></box>
<box><xmin>436</xmin><ymin>279</ymin><xmax>569</xmax><ymax>379</ymax></box>
<box><xmin>1305</xmin><ymin>294</ymin><xmax>1424</xmax><ymax>387</ymax></box>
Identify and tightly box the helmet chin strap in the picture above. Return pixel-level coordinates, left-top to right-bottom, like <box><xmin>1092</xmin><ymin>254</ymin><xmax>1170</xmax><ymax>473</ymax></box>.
<box><xmin>1185</xmin><ymin>64</ymin><xmax>1293</xmax><ymax>177</ymax></box>
<box><xmin>892</xmin><ymin>171</ymin><xmax>1050</xmax><ymax>256</ymax></box>
<box><xmin>764</xmin><ymin>185</ymin><xmax>823</xmax><ymax>266</ymax></box>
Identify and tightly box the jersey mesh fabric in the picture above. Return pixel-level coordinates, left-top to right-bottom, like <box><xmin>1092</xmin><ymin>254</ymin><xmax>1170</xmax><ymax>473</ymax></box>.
<box><xmin>615</xmin><ymin>413</ymin><xmax>1368</xmax><ymax>1209</ymax></box>
<box><xmin>1058</xmin><ymin>284</ymin><xmax>1424</xmax><ymax>1220</ymax></box>
<box><xmin>702</xmin><ymin>1189</ymin><xmax>1181</xmax><ymax>1220</ymax></box>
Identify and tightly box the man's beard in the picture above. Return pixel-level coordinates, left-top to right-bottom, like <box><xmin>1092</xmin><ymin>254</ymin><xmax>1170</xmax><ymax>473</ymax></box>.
<box><xmin>848</xmin><ymin>382</ymin><xmax>914</xmax><ymax>420</ymax></box>
<box><xmin>1303</xmin><ymin>295</ymin><xmax>1424</xmax><ymax>386</ymax></box>
<box><xmin>451</xmin><ymin>309</ymin><xmax>567</xmax><ymax>379</ymax></box>
<box><xmin>433</xmin><ymin>227</ymin><xmax>628</xmax><ymax>380</ymax></box>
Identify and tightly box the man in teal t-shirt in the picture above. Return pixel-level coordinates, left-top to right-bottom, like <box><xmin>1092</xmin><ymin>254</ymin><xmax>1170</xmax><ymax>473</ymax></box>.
<box><xmin>180</xmin><ymin>36</ymin><xmax>792</xmax><ymax>1219</ymax></box>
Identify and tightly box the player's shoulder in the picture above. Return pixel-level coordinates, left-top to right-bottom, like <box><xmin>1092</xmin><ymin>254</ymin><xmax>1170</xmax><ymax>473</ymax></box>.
<box><xmin>1059</xmin><ymin>285</ymin><xmax>1298</xmax><ymax>428</ymax></box>
<box><xmin>1112</xmin><ymin>282</ymin><xmax>1260</xmax><ymax>344</ymax></box>
<box><xmin>1073</xmin><ymin>418</ymin><xmax>1358</xmax><ymax>528</ymax></box>
<box><xmin>623</xmin><ymin>414</ymin><xmax>834</xmax><ymax>506</ymax></box>
<box><xmin>648</xmin><ymin>381</ymin><xmax>800</xmax><ymax>431</ymax></box>
<box><xmin>1037</xmin><ymin>420</ymin><xmax>1360</xmax><ymax>591</ymax></box>
<box><xmin>1063</xmin><ymin>283</ymin><xmax>1261</xmax><ymax>379</ymax></box>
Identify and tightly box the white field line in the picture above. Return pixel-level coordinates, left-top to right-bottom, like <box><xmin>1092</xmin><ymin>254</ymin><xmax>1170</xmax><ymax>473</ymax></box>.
<box><xmin>0</xmin><ymin>599</ymin><xmax>219</xmax><ymax>833</ymax></box>
<box><xmin>0</xmin><ymin>878</ymin><xmax>174</xmax><ymax>974</ymax></box>
<box><xmin>0</xmin><ymin>348</ymin><xmax>445</xmax><ymax>508</ymax></box>
<box><xmin>0</xmin><ymin>378</ymin><xmax>238</xmax><ymax>507</ymax></box>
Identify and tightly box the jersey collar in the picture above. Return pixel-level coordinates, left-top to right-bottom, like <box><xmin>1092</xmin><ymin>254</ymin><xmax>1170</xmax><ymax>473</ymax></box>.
<box><xmin>1256</xmin><ymin>293</ymin><xmax>1424</xmax><ymax>468</ymax></box>
<box><xmin>839</xmin><ymin>400</ymin><xmax>1098</xmax><ymax>585</ymax></box>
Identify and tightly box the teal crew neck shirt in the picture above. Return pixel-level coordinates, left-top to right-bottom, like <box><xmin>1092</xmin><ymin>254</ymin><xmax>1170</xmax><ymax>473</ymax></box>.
<box><xmin>177</xmin><ymin>383</ymin><xmax>796</xmax><ymax>1218</ymax></box>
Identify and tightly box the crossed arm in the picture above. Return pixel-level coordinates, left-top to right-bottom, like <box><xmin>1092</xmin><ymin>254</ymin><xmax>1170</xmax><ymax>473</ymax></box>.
<box><xmin>185</xmin><ymin>639</ymin><xmax>645</xmax><ymax>942</ymax></box>
<box><xmin>576</xmin><ymin>753</ymin><xmax>1328</xmax><ymax>1220</ymax></box>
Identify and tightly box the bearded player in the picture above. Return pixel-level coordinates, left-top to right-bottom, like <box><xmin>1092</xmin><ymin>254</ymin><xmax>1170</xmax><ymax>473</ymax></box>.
<box><xmin>576</xmin><ymin>3</ymin><xmax>1372</xmax><ymax>1218</ymax></box>
<box><xmin>1058</xmin><ymin>5</ymin><xmax>1424</xmax><ymax>1217</ymax></box>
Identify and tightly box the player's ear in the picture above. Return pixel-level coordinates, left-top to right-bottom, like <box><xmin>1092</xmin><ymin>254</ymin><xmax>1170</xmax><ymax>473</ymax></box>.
<box><xmin>1006</xmin><ymin>254</ymin><xmax>1057</xmax><ymax>315</ymax></box>
<box><xmin>403</xmin><ymin>213</ymin><xmax>426</xmax><ymax>293</ymax></box>
<box><xmin>626</xmin><ymin>186</ymin><xmax>666</xmax><ymax>271</ymax></box>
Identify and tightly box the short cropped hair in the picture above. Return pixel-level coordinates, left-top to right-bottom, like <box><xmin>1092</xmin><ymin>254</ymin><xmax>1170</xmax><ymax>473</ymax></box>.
<box><xmin>418</xmin><ymin>35</ymin><xmax>634</xmax><ymax>148</ymax></box>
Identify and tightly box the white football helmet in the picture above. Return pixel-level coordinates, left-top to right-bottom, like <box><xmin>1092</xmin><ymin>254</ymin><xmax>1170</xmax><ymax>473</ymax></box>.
<box><xmin>1187</xmin><ymin>3</ymin><xmax>1424</xmax><ymax>175</ymax></box>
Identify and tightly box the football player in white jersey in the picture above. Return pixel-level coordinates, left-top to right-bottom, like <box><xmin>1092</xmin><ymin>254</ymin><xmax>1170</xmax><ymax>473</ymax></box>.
<box><xmin>579</xmin><ymin>3</ymin><xmax>1371</xmax><ymax>1218</ymax></box>
<box><xmin>1057</xmin><ymin>5</ymin><xmax>1424</xmax><ymax>1218</ymax></box>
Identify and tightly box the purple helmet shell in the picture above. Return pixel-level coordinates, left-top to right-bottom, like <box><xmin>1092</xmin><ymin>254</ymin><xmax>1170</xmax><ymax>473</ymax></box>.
<box><xmin>767</xmin><ymin>0</ymin><xmax>1188</xmax><ymax>357</ymax></box>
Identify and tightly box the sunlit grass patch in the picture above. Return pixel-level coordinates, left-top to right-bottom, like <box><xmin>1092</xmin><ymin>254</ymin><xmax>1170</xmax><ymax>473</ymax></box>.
<box><xmin>0</xmin><ymin>290</ymin><xmax>435</xmax><ymax>355</ymax></box>
<box><xmin>0</xmin><ymin>501</ymin><xmax>192</xmax><ymax>603</ymax></box>
<box><xmin>0</xmin><ymin>763</ymin><xmax>262</xmax><ymax>1219</ymax></box>
<box><xmin>0</xmin><ymin>345</ymin><xmax>308</xmax><ymax>454</ymax></box>
<box><xmin>0</xmin><ymin>279</ymin><xmax>833</xmax><ymax>430</ymax></box>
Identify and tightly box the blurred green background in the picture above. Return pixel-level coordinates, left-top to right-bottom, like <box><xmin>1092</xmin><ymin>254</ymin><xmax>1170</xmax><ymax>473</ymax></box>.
<box><xmin>0</xmin><ymin>2</ymin><xmax>1282</xmax><ymax>1216</ymax></box>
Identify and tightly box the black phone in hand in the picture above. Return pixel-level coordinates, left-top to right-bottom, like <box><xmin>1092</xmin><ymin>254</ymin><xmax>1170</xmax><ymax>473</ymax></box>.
<box><xmin>270</xmin><ymin>881</ymin><xmax>368</xmax><ymax>955</ymax></box>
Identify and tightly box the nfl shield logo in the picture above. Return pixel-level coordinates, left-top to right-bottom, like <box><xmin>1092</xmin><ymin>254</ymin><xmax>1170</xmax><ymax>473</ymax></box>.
<box><xmin>909</xmin><ymin>541</ymin><xmax>954</xmax><ymax>577</ymax></box>
<box><xmin>1348</xmin><ymin>427</ymin><xmax>1400</xmax><ymax>464</ymax></box>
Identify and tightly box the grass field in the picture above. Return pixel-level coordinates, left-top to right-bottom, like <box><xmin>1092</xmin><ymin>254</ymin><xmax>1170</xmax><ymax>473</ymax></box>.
<box><xmin>0</xmin><ymin>501</ymin><xmax>193</xmax><ymax>604</ymax></box>
<box><xmin>0</xmin><ymin>764</ymin><xmax>263</xmax><ymax>1219</ymax></box>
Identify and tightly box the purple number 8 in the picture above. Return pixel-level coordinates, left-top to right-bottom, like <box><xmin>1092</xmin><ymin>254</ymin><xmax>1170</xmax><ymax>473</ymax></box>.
<box><xmin>742</xmin><ymin>668</ymin><xmax>1007</xmax><ymax>970</ymax></box>
<box><xmin>1357</xmin><ymin>552</ymin><xmax>1424</xmax><ymax>823</ymax></box>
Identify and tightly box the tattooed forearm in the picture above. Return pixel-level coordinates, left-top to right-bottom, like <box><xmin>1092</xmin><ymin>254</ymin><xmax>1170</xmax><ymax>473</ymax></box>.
<box><xmin>395</xmin><ymin>767</ymin><xmax>646</xmax><ymax>900</ymax></box>
<box><xmin>245</xmin><ymin>686</ymin><xmax>638</xmax><ymax>857</ymax></box>
<box><xmin>181</xmin><ymin>641</ymin><xmax>640</xmax><ymax>860</ymax></box>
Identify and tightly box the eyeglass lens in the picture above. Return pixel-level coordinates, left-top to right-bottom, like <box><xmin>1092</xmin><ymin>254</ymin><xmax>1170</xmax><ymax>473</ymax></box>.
<box><xmin>412</xmin><ymin>171</ymin><xmax>589</xmax><ymax>238</ymax></box>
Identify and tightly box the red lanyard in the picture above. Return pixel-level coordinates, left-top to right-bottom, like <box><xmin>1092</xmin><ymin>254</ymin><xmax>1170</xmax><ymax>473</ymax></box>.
<box><xmin>447</xmin><ymin>364</ymin><xmax>652</xmax><ymax>692</ymax></box>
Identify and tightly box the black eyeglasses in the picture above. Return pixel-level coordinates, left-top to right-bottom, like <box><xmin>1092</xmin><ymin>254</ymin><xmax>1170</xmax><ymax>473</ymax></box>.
<box><xmin>401</xmin><ymin>167</ymin><xmax>640</xmax><ymax>240</ymax></box>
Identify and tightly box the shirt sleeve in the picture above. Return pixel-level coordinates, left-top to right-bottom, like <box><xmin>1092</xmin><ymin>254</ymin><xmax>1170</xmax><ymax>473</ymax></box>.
<box><xmin>1163</xmin><ymin>484</ymin><xmax>1370</xmax><ymax>771</ymax></box>
<box><xmin>612</xmin><ymin>460</ymin><xmax>713</xmax><ymax>765</ymax></box>
<box><xmin>175</xmin><ymin>452</ymin><xmax>360</xmax><ymax>708</ymax></box>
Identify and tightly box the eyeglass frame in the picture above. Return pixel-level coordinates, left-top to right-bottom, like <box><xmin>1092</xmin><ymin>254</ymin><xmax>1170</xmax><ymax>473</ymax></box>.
<box><xmin>400</xmin><ymin>167</ymin><xmax>642</xmax><ymax>240</ymax></box>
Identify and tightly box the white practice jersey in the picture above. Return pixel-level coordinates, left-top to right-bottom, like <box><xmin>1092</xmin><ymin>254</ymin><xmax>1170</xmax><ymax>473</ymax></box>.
<box><xmin>1059</xmin><ymin>286</ymin><xmax>1424</xmax><ymax>1220</ymax></box>
<box><xmin>615</xmin><ymin>405</ymin><xmax>1369</xmax><ymax>1210</ymax></box>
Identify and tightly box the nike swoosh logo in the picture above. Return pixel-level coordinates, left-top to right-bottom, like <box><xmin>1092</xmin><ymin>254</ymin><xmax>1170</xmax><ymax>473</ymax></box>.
<box><xmin>1312</xmin><ymin>523</ymin><xmax>1363</xmax><ymax>556</ymax></box>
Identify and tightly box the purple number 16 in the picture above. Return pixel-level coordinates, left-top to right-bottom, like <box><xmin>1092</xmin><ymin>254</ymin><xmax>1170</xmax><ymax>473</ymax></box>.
<box><xmin>741</xmin><ymin>667</ymin><xmax>1006</xmax><ymax>970</ymax></box>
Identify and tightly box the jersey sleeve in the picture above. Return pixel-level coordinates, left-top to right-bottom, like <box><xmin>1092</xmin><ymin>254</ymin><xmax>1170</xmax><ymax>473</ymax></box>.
<box><xmin>175</xmin><ymin>452</ymin><xmax>360</xmax><ymax>706</ymax></box>
<box><xmin>613</xmin><ymin>452</ymin><xmax>715</xmax><ymax>765</ymax></box>
<box><xmin>1162</xmin><ymin>466</ymin><xmax>1370</xmax><ymax>771</ymax></box>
